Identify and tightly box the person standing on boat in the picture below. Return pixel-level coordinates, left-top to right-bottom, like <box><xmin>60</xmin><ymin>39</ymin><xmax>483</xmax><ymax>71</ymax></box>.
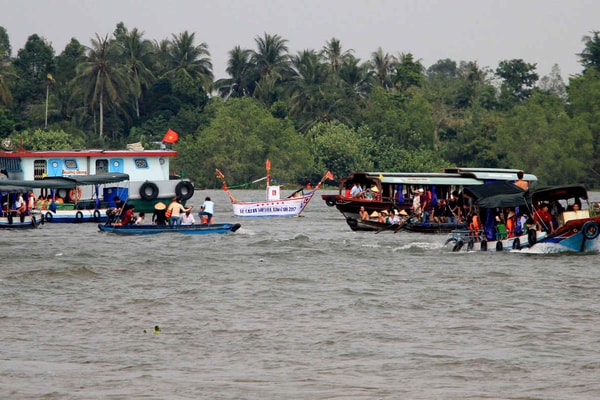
<box><xmin>515</xmin><ymin>171</ymin><xmax>529</xmax><ymax>190</ymax></box>
<box><xmin>15</xmin><ymin>192</ymin><xmax>26</xmax><ymax>215</ymax></box>
<box><xmin>152</xmin><ymin>202</ymin><xmax>168</xmax><ymax>225</ymax></box>
<box><xmin>167</xmin><ymin>197</ymin><xmax>192</xmax><ymax>225</ymax></box>
<box><xmin>198</xmin><ymin>196</ymin><xmax>214</xmax><ymax>224</ymax></box>
<box><xmin>534</xmin><ymin>203</ymin><xmax>554</xmax><ymax>233</ymax></box>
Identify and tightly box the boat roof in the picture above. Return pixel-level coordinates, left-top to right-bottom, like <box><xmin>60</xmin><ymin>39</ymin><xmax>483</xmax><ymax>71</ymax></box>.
<box><xmin>532</xmin><ymin>185</ymin><xmax>588</xmax><ymax>202</ymax></box>
<box><xmin>359</xmin><ymin>168</ymin><xmax>537</xmax><ymax>185</ymax></box>
<box><xmin>0</xmin><ymin>173</ymin><xmax>129</xmax><ymax>190</ymax></box>
<box><xmin>463</xmin><ymin>181</ymin><xmax>529</xmax><ymax>208</ymax></box>
<box><xmin>0</xmin><ymin>149</ymin><xmax>177</xmax><ymax>158</ymax></box>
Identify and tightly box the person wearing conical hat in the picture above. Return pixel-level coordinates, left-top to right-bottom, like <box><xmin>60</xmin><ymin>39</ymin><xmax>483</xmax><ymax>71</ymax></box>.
<box><xmin>152</xmin><ymin>202</ymin><xmax>168</xmax><ymax>225</ymax></box>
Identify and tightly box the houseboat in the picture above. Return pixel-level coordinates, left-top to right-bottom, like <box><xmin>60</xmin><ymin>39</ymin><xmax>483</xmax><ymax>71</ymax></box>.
<box><xmin>0</xmin><ymin>143</ymin><xmax>194</xmax><ymax>216</ymax></box>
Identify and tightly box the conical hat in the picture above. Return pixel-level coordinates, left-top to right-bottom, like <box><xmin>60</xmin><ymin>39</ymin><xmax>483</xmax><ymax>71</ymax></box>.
<box><xmin>371</xmin><ymin>186</ymin><xmax>379</xmax><ymax>192</ymax></box>
<box><xmin>154</xmin><ymin>202</ymin><xmax>166</xmax><ymax>210</ymax></box>
<box><xmin>370</xmin><ymin>211</ymin><xmax>379</xmax><ymax>218</ymax></box>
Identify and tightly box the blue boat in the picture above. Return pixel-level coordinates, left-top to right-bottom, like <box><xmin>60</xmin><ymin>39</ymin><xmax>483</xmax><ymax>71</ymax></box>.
<box><xmin>97</xmin><ymin>222</ymin><xmax>242</xmax><ymax>235</ymax></box>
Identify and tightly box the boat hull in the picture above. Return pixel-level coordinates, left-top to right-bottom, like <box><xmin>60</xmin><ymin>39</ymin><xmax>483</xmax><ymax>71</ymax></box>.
<box><xmin>230</xmin><ymin>193</ymin><xmax>316</xmax><ymax>217</ymax></box>
<box><xmin>0</xmin><ymin>212</ymin><xmax>44</xmax><ymax>229</ymax></box>
<box><xmin>98</xmin><ymin>223</ymin><xmax>241</xmax><ymax>235</ymax></box>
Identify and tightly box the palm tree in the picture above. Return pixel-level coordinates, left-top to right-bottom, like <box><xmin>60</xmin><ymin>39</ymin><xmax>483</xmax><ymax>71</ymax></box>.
<box><xmin>320</xmin><ymin>37</ymin><xmax>353</xmax><ymax>73</ymax></box>
<box><xmin>214</xmin><ymin>45</ymin><xmax>253</xmax><ymax>99</ymax></box>
<box><xmin>73</xmin><ymin>33</ymin><xmax>128</xmax><ymax>138</ymax></box>
<box><xmin>115</xmin><ymin>28</ymin><xmax>155</xmax><ymax>117</ymax></box>
<box><xmin>164</xmin><ymin>31</ymin><xmax>213</xmax><ymax>93</ymax></box>
<box><xmin>250</xmin><ymin>33</ymin><xmax>292</xmax><ymax>103</ymax></box>
<box><xmin>369</xmin><ymin>47</ymin><xmax>396</xmax><ymax>91</ymax></box>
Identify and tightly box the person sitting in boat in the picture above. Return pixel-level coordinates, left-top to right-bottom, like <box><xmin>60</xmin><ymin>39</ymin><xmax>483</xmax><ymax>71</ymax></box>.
<box><xmin>376</xmin><ymin>210</ymin><xmax>386</xmax><ymax>223</ymax></box>
<box><xmin>198</xmin><ymin>196</ymin><xmax>214</xmax><ymax>224</ymax></box>
<box><xmin>135</xmin><ymin>212</ymin><xmax>146</xmax><ymax>224</ymax></box>
<box><xmin>389</xmin><ymin>209</ymin><xmax>401</xmax><ymax>225</ymax></box>
<box><xmin>364</xmin><ymin>188</ymin><xmax>373</xmax><ymax>200</ymax></box>
<box><xmin>167</xmin><ymin>197</ymin><xmax>192</xmax><ymax>226</ymax></box>
<box><xmin>15</xmin><ymin>192</ymin><xmax>26</xmax><ymax>216</ymax></box>
<box><xmin>359</xmin><ymin>206</ymin><xmax>369</xmax><ymax>221</ymax></box>
<box><xmin>36</xmin><ymin>195</ymin><xmax>47</xmax><ymax>210</ymax></box>
<box><xmin>152</xmin><ymin>202</ymin><xmax>168</xmax><ymax>225</ymax></box>
<box><xmin>181</xmin><ymin>208</ymin><xmax>196</xmax><ymax>225</ymax></box>
<box><xmin>506</xmin><ymin>211</ymin><xmax>517</xmax><ymax>238</ymax></box>
<box><xmin>121</xmin><ymin>204</ymin><xmax>136</xmax><ymax>225</ymax></box>
<box><xmin>350</xmin><ymin>182</ymin><xmax>363</xmax><ymax>198</ymax></box>
<box><xmin>534</xmin><ymin>203</ymin><xmax>554</xmax><ymax>233</ymax></box>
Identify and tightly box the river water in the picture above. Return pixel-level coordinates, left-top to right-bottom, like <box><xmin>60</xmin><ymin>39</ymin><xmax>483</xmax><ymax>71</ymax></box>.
<box><xmin>1</xmin><ymin>189</ymin><xmax>600</xmax><ymax>399</ymax></box>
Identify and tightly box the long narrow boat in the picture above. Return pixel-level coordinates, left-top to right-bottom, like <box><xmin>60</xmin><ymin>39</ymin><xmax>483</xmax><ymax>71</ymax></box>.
<box><xmin>0</xmin><ymin>183</ymin><xmax>45</xmax><ymax>229</ymax></box>
<box><xmin>0</xmin><ymin>173</ymin><xmax>130</xmax><ymax>223</ymax></box>
<box><xmin>216</xmin><ymin>161</ymin><xmax>333</xmax><ymax>217</ymax></box>
<box><xmin>445</xmin><ymin>182</ymin><xmax>600</xmax><ymax>253</ymax></box>
<box><xmin>0</xmin><ymin>140</ymin><xmax>194</xmax><ymax>213</ymax></box>
<box><xmin>323</xmin><ymin>168</ymin><xmax>537</xmax><ymax>233</ymax></box>
<box><xmin>98</xmin><ymin>222</ymin><xmax>241</xmax><ymax>235</ymax></box>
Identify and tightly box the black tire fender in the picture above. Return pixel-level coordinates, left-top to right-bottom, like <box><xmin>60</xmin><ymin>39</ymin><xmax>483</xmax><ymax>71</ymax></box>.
<box><xmin>175</xmin><ymin>181</ymin><xmax>194</xmax><ymax>201</ymax></box>
<box><xmin>139</xmin><ymin>181</ymin><xmax>159</xmax><ymax>200</ymax></box>
<box><xmin>480</xmin><ymin>240</ymin><xmax>488</xmax><ymax>251</ymax></box>
<box><xmin>93</xmin><ymin>210</ymin><xmax>101</xmax><ymax>221</ymax></box>
<box><xmin>467</xmin><ymin>239</ymin><xmax>474</xmax><ymax>251</ymax></box>
<box><xmin>45</xmin><ymin>212</ymin><xmax>53</xmax><ymax>222</ymax></box>
<box><xmin>75</xmin><ymin>211</ymin><xmax>83</xmax><ymax>223</ymax></box>
<box><xmin>452</xmin><ymin>240</ymin><xmax>464</xmax><ymax>252</ymax></box>
<box><xmin>527</xmin><ymin>229</ymin><xmax>537</xmax><ymax>247</ymax></box>
<box><xmin>512</xmin><ymin>238</ymin><xmax>521</xmax><ymax>250</ymax></box>
<box><xmin>496</xmin><ymin>241</ymin><xmax>503</xmax><ymax>251</ymax></box>
<box><xmin>325</xmin><ymin>196</ymin><xmax>336</xmax><ymax>207</ymax></box>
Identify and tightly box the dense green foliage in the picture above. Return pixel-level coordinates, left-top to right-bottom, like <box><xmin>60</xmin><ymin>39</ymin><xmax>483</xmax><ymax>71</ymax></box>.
<box><xmin>1</xmin><ymin>25</ymin><xmax>600</xmax><ymax>187</ymax></box>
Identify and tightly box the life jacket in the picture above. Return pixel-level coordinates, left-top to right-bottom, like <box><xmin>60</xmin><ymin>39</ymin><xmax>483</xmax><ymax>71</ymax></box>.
<box><xmin>469</xmin><ymin>215</ymin><xmax>481</xmax><ymax>232</ymax></box>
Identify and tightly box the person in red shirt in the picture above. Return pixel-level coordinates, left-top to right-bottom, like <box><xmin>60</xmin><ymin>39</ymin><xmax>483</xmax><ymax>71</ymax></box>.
<box><xmin>534</xmin><ymin>203</ymin><xmax>554</xmax><ymax>233</ymax></box>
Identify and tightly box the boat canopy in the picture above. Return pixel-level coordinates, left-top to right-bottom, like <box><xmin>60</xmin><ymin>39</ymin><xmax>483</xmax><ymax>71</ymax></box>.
<box><xmin>376</xmin><ymin>174</ymin><xmax>484</xmax><ymax>186</ymax></box>
<box><xmin>0</xmin><ymin>173</ymin><xmax>130</xmax><ymax>190</ymax></box>
<box><xmin>532</xmin><ymin>185</ymin><xmax>588</xmax><ymax>202</ymax></box>
<box><xmin>463</xmin><ymin>181</ymin><xmax>529</xmax><ymax>208</ymax></box>
<box><xmin>362</xmin><ymin>168</ymin><xmax>537</xmax><ymax>186</ymax></box>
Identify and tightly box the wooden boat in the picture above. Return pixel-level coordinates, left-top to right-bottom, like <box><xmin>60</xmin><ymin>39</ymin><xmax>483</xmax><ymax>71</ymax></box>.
<box><xmin>0</xmin><ymin>183</ymin><xmax>44</xmax><ymax>229</ymax></box>
<box><xmin>323</xmin><ymin>168</ymin><xmax>537</xmax><ymax>233</ymax></box>
<box><xmin>445</xmin><ymin>182</ymin><xmax>600</xmax><ymax>253</ymax></box>
<box><xmin>216</xmin><ymin>161</ymin><xmax>333</xmax><ymax>217</ymax></box>
<box><xmin>0</xmin><ymin>173</ymin><xmax>130</xmax><ymax>223</ymax></box>
<box><xmin>97</xmin><ymin>222</ymin><xmax>241</xmax><ymax>235</ymax></box>
<box><xmin>0</xmin><ymin>140</ymin><xmax>194</xmax><ymax>213</ymax></box>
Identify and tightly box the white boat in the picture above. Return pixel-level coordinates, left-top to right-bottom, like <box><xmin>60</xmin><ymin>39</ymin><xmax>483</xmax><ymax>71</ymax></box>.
<box><xmin>0</xmin><ymin>142</ymin><xmax>194</xmax><ymax>216</ymax></box>
<box><xmin>216</xmin><ymin>161</ymin><xmax>332</xmax><ymax>217</ymax></box>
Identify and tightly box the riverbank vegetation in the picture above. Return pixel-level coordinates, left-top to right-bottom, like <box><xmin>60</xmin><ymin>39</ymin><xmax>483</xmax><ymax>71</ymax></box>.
<box><xmin>1</xmin><ymin>25</ymin><xmax>600</xmax><ymax>187</ymax></box>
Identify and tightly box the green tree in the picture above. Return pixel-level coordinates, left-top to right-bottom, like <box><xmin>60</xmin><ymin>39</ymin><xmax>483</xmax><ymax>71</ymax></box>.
<box><xmin>495</xmin><ymin>59</ymin><xmax>539</xmax><ymax>107</ymax></box>
<box><xmin>10</xmin><ymin>128</ymin><xmax>85</xmax><ymax>150</ymax></box>
<box><xmin>214</xmin><ymin>45</ymin><xmax>253</xmax><ymax>98</ymax></box>
<box><xmin>73</xmin><ymin>33</ymin><xmax>129</xmax><ymax>138</ymax></box>
<box><xmin>369</xmin><ymin>47</ymin><xmax>396</xmax><ymax>90</ymax></box>
<box><xmin>163</xmin><ymin>31</ymin><xmax>213</xmax><ymax>94</ymax></box>
<box><xmin>12</xmin><ymin>34</ymin><xmax>55</xmax><ymax>107</ymax></box>
<box><xmin>578</xmin><ymin>30</ymin><xmax>600</xmax><ymax>73</ymax></box>
<box><xmin>250</xmin><ymin>33</ymin><xmax>292</xmax><ymax>104</ymax></box>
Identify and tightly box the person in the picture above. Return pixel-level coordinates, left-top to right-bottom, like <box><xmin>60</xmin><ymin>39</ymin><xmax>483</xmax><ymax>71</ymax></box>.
<box><xmin>506</xmin><ymin>210</ymin><xmax>517</xmax><ymax>238</ymax></box>
<box><xmin>0</xmin><ymin>169</ymin><xmax>7</xmax><ymax>180</ymax></box>
<box><xmin>389</xmin><ymin>209</ymin><xmax>401</xmax><ymax>225</ymax></box>
<box><xmin>27</xmin><ymin>192</ymin><xmax>36</xmax><ymax>211</ymax></box>
<box><xmin>36</xmin><ymin>195</ymin><xmax>47</xmax><ymax>210</ymax></box>
<box><xmin>121</xmin><ymin>204</ymin><xmax>136</xmax><ymax>224</ymax></box>
<box><xmin>412</xmin><ymin>189</ymin><xmax>422</xmax><ymax>218</ymax></box>
<box><xmin>167</xmin><ymin>197</ymin><xmax>192</xmax><ymax>225</ymax></box>
<box><xmin>350</xmin><ymin>182</ymin><xmax>363</xmax><ymax>198</ymax></box>
<box><xmin>181</xmin><ymin>208</ymin><xmax>196</xmax><ymax>225</ymax></box>
<box><xmin>359</xmin><ymin>206</ymin><xmax>369</xmax><ymax>221</ymax></box>
<box><xmin>15</xmin><ymin>192</ymin><xmax>26</xmax><ymax>215</ymax></box>
<box><xmin>198</xmin><ymin>196</ymin><xmax>214</xmax><ymax>224</ymax></box>
<box><xmin>135</xmin><ymin>212</ymin><xmax>146</xmax><ymax>224</ymax></box>
<box><xmin>515</xmin><ymin>170</ymin><xmax>529</xmax><ymax>190</ymax></box>
<box><xmin>113</xmin><ymin>196</ymin><xmax>124</xmax><ymax>215</ymax></box>
<box><xmin>152</xmin><ymin>202</ymin><xmax>168</xmax><ymax>225</ymax></box>
<box><xmin>364</xmin><ymin>188</ymin><xmax>373</xmax><ymax>200</ymax></box>
<box><xmin>534</xmin><ymin>203</ymin><xmax>554</xmax><ymax>233</ymax></box>
<box><xmin>376</xmin><ymin>210</ymin><xmax>386</xmax><ymax>223</ymax></box>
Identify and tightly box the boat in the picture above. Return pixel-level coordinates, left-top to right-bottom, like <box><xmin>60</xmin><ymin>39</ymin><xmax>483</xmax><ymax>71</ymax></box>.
<box><xmin>98</xmin><ymin>222</ymin><xmax>241</xmax><ymax>235</ymax></box>
<box><xmin>216</xmin><ymin>160</ymin><xmax>333</xmax><ymax>217</ymax></box>
<box><xmin>0</xmin><ymin>183</ymin><xmax>44</xmax><ymax>229</ymax></box>
<box><xmin>322</xmin><ymin>168</ymin><xmax>537</xmax><ymax>233</ymax></box>
<box><xmin>445</xmin><ymin>182</ymin><xmax>600</xmax><ymax>253</ymax></box>
<box><xmin>0</xmin><ymin>140</ymin><xmax>194</xmax><ymax>214</ymax></box>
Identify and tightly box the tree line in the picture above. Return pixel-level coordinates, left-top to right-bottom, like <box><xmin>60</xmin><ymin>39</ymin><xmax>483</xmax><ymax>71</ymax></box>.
<box><xmin>1</xmin><ymin>24</ymin><xmax>600</xmax><ymax>188</ymax></box>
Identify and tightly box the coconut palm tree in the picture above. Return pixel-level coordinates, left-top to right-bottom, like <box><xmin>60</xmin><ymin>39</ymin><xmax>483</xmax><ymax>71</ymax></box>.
<box><xmin>369</xmin><ymin>47</ymin><xmax>396</xmax><ymax>91</ymax></box>
<box><xmin>115</xmin><ymin>27</ymin><xmax>155</xmax><ymax>117</ymax></box>
<box><xmin>320</xmin><ymin>37</ymin><xmax>353</xmax><ymax>74</ymax></box>
<box><xmin>214</xmin><ymin>45</ymin><xmax>253</xmax><ymax>99</ymax></box>
<box><xmin>73</xmin><ymin>33</ymin><xmax>129</xmax><ymax>138</ymax></box>
<box><xmin>250</xmin><ymin>33</ymin><xmax>292</xmax><ymax>103</ymax></box>
<box><xmin>163</xmin><ymin>31</ymin><xmax>213</xmax><ymax>93</ymax></box>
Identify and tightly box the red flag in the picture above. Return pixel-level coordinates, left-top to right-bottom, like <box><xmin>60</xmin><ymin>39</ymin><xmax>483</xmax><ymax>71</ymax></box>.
<box><xmin>325</xmin><ymin>171</ymin><xmax>334</xmax><ymax>180</ymax></box>
<box><xmin>162</xmin><ymin>129</ymin><xmax>179</xmax><ymax>143</ymax></box>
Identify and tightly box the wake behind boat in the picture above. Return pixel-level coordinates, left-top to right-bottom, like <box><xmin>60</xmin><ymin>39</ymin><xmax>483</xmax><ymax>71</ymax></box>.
<box><xmin>216</xmin><ymin>160</ymin><xmax>333</xmax><ymax>217</ymax></box>
<box><xmin>98</xmin><ymin>222</ymin><xmax>241</xmax><ymax>235</ymax></box>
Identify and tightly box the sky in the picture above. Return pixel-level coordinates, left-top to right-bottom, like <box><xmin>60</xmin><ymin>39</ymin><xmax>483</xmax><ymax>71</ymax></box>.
<box><xmin>1</xmin><ymin>0</ymin><xmax>599</xmax><ymax>81</ymax></box>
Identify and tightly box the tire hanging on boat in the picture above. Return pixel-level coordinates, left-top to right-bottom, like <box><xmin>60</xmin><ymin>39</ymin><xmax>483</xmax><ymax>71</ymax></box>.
<box><xmin>325</xmin><ymin>196</ymin><xmax>336</xmax><ymax>207</ymax></box>
<box><xmin>512</xmin><ymin>238</ymin><xmax>521</xmax><ymax>250</ymax></box>
<box><xmin>75</xmin><ymin>211</ymin><xmax>84</xmax><ymax>223</ymax></box>
<box><xmin>480</xmin><ymin>240</ymin><xmax>488</xmax><ymax>251</ymax></box>
<box><xmin>582</xmin><ymin>221</ymin><xmax>600</xmax><ymax>240</ymax></box>
<box><xmin>496</xmin><ymin>241</ymin><xmax>503</xmax><ymax>251</ymax></box>
<box><xmin>452</xmin><ymin>240</ymin><xmax>464</xmax><ymax>252</ymax></box>
<box><xmin>139</xmin><ymin>181</ymin><xmax>159</xmax><ymax>200</ymax></box>
<box><xmin>93</xmin><ymin>210</ymin><xmax>101</xmax><ymax>221</ymax></box>
<box><xmin>175</xmin><ymin>181</ymin><xmax>194</xmax><ymax>201</ymax></box>
<box><xmin>31</xmin><ymin>216</ymin><xmax>39</xmax><ymax>228</ymax></box>
<box><xmin>467</xmin><ymin>239</ymin><xmax>474</xmax><ymax>251</ymax></box>
<box><xmin>527</xmin><ymin>229</ymin><xmax>537</xmax><ymax>247</ymax></box>
<box><xmin>45</xmin><ymin>212</ymin><xmax>53</xmax><ymax>222</ymax></box>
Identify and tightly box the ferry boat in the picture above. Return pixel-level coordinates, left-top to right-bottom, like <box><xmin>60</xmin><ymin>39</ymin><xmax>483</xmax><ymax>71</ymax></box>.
<box><xmin>0</xmin><ymin>143</ymin><xmax>194</xmax><ymax>218</ymax></box>
<box><xmin>322</xmin><ymin>168</ymin><xmax>537</xmax><ymax>233</ymax></box>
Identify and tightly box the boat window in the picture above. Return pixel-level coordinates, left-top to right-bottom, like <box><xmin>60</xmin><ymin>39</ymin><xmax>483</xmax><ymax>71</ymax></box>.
<box><xmin>134</xmin><ymin>158</ymin><xmax>149</xmax><ymax>169</ymax></box>
<box><xmin>96</xmin><ymin>159</ymin><xmax>108</xmax><ymax>173</ymax></box>
<box><xmin>64</xmin><ymin>159</ymin><xmax>78</xmax><ymax>169</ymax></box>
<box><xmin>33</xmin><ymin>159</ymin><xmax>46</xmax><ymax>179</ymax></box>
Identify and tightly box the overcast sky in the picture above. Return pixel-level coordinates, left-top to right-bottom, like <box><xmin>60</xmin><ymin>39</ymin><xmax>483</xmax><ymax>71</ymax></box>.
<box><xmin>2</xmin><ymin>0</ymin><xmax>598</xmax><ymax>81</ymax></box>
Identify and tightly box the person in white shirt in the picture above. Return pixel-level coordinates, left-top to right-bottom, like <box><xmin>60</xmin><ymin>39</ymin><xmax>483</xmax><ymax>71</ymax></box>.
<box><xmin>198</xmin><ymin>196</ymin><xmax>215</xmax><ymax>224</ymax></box>
<box><xmin>181</xmin><ymin>209</ymin><xmax>196</xmax><ymax>225</ymax></box>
